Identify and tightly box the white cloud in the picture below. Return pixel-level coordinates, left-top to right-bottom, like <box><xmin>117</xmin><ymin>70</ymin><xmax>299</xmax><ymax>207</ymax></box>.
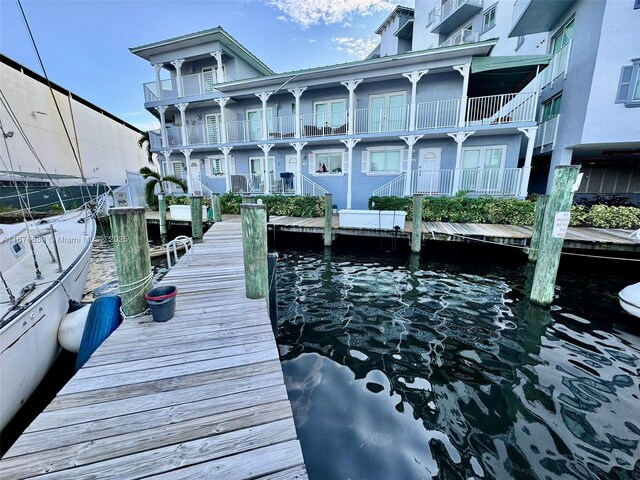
<box><xmin>269</xmin><ymin>0</ymin><xmax>394</xmax><ymax>28</ymax></box>
<box><xmin>333</xmin><ymin>36</ymin><xmax>379</xmax><ymax>59</ymax></box>
<box><xmin>308</xmin><ymin>38</ymin><xmax>317</xmax><ymax>43</ymax></box>
<box><xmin>276</xmin><ymin>15</ymin><xmax>288</xmax><ymax>22</ymax></box>
<box><xmin>133</xmin><ymin>120</ymin><xmax>161</xmax><ymax>132</ymax></box>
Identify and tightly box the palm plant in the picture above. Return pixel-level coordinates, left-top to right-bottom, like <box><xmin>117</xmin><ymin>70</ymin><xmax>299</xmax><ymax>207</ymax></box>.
<box><xmin>138</xmin><ymin>132</ymin><xmax>154</xmax><ymax>164</ymax></box>
<box><xmin>140</xmin><ymin>166</ymin><xmax>188</xmax><ymax>208</ymax></box>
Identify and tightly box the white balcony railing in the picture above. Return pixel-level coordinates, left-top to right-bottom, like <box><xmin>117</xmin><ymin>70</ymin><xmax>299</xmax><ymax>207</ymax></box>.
<box><xmin>268</xmin><ymin>116</ymin><xmax>298</xmax><ymax>139</ymax></box>
<box><xmin>433</xmin><ymin>0</ymin><xmax>483</xmax><ymax>27</ymax></box>
<box><xmin>270</xmin><ymin>172</ymin><xmax>297</xmax><ymax>194</ymax></box>
<box><xmin>535</xmin><ymin>115</ymin><xmax>560</xmax><ymax>148</ymax></box>
<box><xmin>416</xmin><ymin>99</ymin><xmax>460</xmax><ymax>129</ymax></box>
<box><xmin>354</xmin><ymin>105</ymin><xmax>409</xmax><ymax>134</ymax></box>
<box><xmin>300</xmin><ymin>175</ymin><xmax>329</xmax><ymax>196</ymax></box>
<box><xmin>540</xmin><ymin>41</ymin><xmax>571</xmax><ymax>89</ymax></box>
<box><xmin>300</xmin><ymin>111</ymin><xmax>348</xmax><ymax>137</ymax></box>
<box><xmin>440</xmin><ymin>28</ymin><xmax>479</xmax><ymax>47</ymax></box>
<box><xmin>458</xmin><ymin>167</ymin><xmax>522</xmax><ymax>195</ymax></box>
<box><xmin>412</xmin><ymin>170</ymin><xmax>455</xmax><ymax>195</ymax></box>
<box><xmin>166</xmin><ymin>126</ymin><xmax>182</xmax><ymax>147</ymax></box>
<box><xmin>230</xmin><ymin>174</ymin><xmax>265</xmax><ymax>194</ymax></box>
<box><xmin>372</xmin><ymin>173</ymin><xmax>406</xmax><ymax>197</ymax></box>
<box><xmin>149</xmin><ymin>130</ymin><xmax>163</xmax><ymax>149</ymax></box>
<box><xmin>467</xmin><ymin>92</ymin><xmax>537</xmax><ymax>125</ymax></box>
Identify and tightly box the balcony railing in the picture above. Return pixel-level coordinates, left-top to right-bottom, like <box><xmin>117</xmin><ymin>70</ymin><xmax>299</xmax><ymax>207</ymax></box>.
<box><xmin>416</xmin><ymin>99</ymin><xmax>459</xmax><ymax>129</ymax></box>
<box><xmin>143</xmin><ymin>70</ymin><xmax>228</xmax><ymax>102</ymax></box>
<box><xmin>268</xmin><ymin>116</ymin><xmax>298</xmax><ymax>139</ymax></box>
<box><xmin>540</xmin><ymin>41</ymin><xmax>571</xmax><ymax>89</ymax></box>
<box><xmin>412</xmin><ymin>170</ymin><xmax>455</xmax><ymax>195</ymax></box>
<box><xmin>535</xmin><ymin>115</ymin><xmax>560</xmax><ymax>148</ymax></box>
<box><xmin>354</xmin><ymin>105</ymin><xmax>409</xmax><ymax>134</ymax></box>
<box><xmin>439</xmin><ymin>28</ymin><xmax>480</xmax><ymax>47</ymax></box>
<box><xmin>458</xmin><ymin>167</ymin><xmax>522</xmax><ymax>195</ymax></box>
<box><xmin>431</xmin><ymin>0</ymin><xmax>483</xmax><ymax>35</ymax></box>
<box><xmin>466</xmin><ymin>92</ymin><xmax>537</xmax><ymax>125</ymax></box>
<box><xmin>300</xmin><ymin>111</ymin><xmax>348</xmax><ymax>137</ymax></box>
<box><xmin>230</xmin><ymin>174</ymin><xmax>265</xmax><ymax>194</ymax></box>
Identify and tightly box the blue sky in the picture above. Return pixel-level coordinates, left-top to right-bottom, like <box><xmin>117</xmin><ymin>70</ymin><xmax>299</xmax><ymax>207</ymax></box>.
<box><xmin>1</xmin><ymin>0</ymin><xmax>412</xmax><ymax>131</ymax></box>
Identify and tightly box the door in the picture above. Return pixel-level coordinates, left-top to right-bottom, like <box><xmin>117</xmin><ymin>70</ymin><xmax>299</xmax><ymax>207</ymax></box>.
<box><xmin>206</xmin><ymin>114</ymin><xmax>222</xmax><ymax>144</ymax></box>
<box><xmin>313</xmin><ymin>100</ymin><xmax>346</xmax><ymax>129</ymax></box>
<box><xmin>461</xmin><ymin>146</ymin><xmax>505</xmax><ymax>192</ymax></box>
<box><xmin>202</xmin><ymin>67</ymin><xmax>216</xmax><ymax>93</ymax></box>
<box><xmin>246</xmin><ymin>108</ymin><xmax>273</xmax><ymax>141</ymax></box>
<box><xmin>284</xmin><ymin>154</ymin><xmax>298</xmax><ymax>193</ymax></box>
<box><xmin>248</xmin><ymin>156</ymin><xmax>275</xmax><ymax>192</ymax></box>
<box><xmin>369</xmin><ymin>92</ymin><xmax>406</xmax><ymax>132</ymax></box>
<box><xmin>417</xmin><ymin>148</ymin><xmax>442</xmax><ymax>193</ymax></box>
<box><xmin>189</xmin><ymin>160</ymin><xmax>202</xmax><ymax>195</ymax></box>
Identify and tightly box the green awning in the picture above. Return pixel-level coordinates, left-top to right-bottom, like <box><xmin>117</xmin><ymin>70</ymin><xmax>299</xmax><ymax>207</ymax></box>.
<box><xmin>469</xmin><ymin>54</ymin><xmax>552</xmax><ymax>97</ymax></box>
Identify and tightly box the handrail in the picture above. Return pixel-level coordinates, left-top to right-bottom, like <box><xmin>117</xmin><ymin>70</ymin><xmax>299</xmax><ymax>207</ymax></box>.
<box><xmin>165</xmin><ymin>235</ymin><xmax>194</xmax><ymax>269</ymax></box>
<box><xmin>372</xmin><ymin>173</ymin><xmax>406</xmax><ymax>197</ymax></box>
<box><xmin>300</xmin><ymin>175</ymin><xmax>328</xmax><ymax>196</ymax></box>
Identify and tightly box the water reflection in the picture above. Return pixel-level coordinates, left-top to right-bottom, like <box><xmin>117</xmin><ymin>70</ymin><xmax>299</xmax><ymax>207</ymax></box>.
<box><xmin>277</xmin><ymin>252</ymin><xmax>640</xmax><ymax>479</ymax></box>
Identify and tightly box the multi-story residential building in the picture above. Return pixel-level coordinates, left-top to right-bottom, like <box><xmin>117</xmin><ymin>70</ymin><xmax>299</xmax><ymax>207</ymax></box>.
<box><xmin>133</xmin><ymin>0</ymin><xmax>639</xmax><ymax>209</ymax></box>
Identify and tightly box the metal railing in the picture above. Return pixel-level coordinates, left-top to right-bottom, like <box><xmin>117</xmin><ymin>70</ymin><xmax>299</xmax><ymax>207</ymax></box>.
<box><xmin>416</xmin><ymin>99</ymin><xmax>459</xmax><ymax>129</ymax></box>
<box><xmin>270</xmin><ymin>173</ymin><xmax>297</xmax><ymax>194</ymax></box>
<box><xmin>439</xmin><ymin>28</ymin><xmax>479</xmax><ymax>47</ymax></box>
<box><xmin>540</xmin><ymin>41</ymin><xmax>572</xmax><ymax>88</ymax></box>
<box><xmin>267</xmin><ymin>116</ymin><xmax>298</xmax><ymax>139</ymax></box>
<box><xmin>412</xmin><ymin>170</ymin><xmax>454</xmax><ymax>195</ymax></box>
<box><xmin>372</xmin><ymin>173</ymin><xmax>406</xmax><ymax>197</ymax></box>
<box><xmin>535</xmin><ymin>115</ymin><xmax>560</xmax><ymax>148</ymax></box>
<box><xmin>466</xmin><ymin>92</ymin><xmax>537</xmax><ymax>125</ymax></box>
<box><xmin>432</xmin><ymin>0</ymin><xmax>483</xmax><ymax>27</ymax></box>
<box><xmin>300</xmin><ymin>175</ymin><xmax>328</xmax><ymax>196</ymax></box>
<box><xmin>300</xmin><ymin>111</ymin><xmax>348</xmax><ymax>137</ymax></box>
<box><xmin>230</xmin><ymin>174</ymin><xmax>265</xmax><ymax>193</ymax></box>
<box><xmin>458</xmin><ymin>167</ymin><xmax>522</xmax><ymax>196</ymax></box>
<box><xmin>354</xmin><ymin>105</ymin><xmax>409</xmax><ymax>134</ymax></box>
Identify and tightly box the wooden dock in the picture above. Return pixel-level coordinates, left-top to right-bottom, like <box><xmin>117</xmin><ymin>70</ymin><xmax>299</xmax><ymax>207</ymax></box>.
<box><xmin>0</xmin><ymin>220</ymin><xmax>308</xmax><ymax>479</ymax></box>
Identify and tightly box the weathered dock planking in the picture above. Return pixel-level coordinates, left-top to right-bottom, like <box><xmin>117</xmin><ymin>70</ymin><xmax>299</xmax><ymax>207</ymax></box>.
<box><xmin>0</xmin><ymin>220</ymin><xmax>308</xmax><ymax>479</ymax></box>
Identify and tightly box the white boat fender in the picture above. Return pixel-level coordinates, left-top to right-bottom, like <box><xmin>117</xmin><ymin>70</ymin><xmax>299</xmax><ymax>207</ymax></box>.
<box><xmin>58</xmin><ymin>303</ymin><xmax>91</xmax><ymax>353</ymax></box>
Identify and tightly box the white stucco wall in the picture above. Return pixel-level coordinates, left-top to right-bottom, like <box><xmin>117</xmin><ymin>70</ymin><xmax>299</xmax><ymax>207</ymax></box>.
<box><xmin>0</xmin><ymin>62</ymin><xmax>147</xmax><ymax>185</ymax></box>
<box><xmin>580</xmin><ymin>0</ymin><xmax>640</xmax><ymax>145</ymax></box>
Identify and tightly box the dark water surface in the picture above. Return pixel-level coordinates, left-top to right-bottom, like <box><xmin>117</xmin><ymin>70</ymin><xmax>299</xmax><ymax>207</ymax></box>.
<box><xmin>276</xmin><ymin>245</ymin><xmax>640</xmax><ymax>479</ymax></box>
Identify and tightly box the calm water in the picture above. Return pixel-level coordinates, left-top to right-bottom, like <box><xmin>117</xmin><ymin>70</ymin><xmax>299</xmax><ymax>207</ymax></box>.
<box><xmin>276</xmin><ymin>246</ymin><xmax>640</xmax><ymax>479</ymax></box>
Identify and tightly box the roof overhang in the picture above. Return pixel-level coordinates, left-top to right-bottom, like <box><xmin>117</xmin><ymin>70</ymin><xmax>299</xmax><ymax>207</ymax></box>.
<box><xmin>509</xmin><ymin>0</ymin><xmax>576</xmax><ymax>37</ymax></box>
<box><xmin>469</xmin><ymin>54</ymin><xmax>552</xmax><ymax>96</ymax></box>
<box><xmin>375</xmin><ymin>5</ymin><xmax>414</xmax><ymax>35</ymax></box>
<box><xmin>394</xmin><ymin>19</ymin><xmax>414</xmax><ymax>39</ymax></box>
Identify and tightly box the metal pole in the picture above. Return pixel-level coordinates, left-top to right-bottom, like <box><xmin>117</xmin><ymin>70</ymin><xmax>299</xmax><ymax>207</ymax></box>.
<box><xmin>530</xmin><ymin>166</ymin><xmax>580</xmax><ymax>306</ymax></box>
<box><xmin>528</xmin><ymin>195</ymin><xmax>548</xmax><ymax>262</ymax></box>
<box><xmin>49</xmin><ymin>225</ymin><xmax>62</xmax><ymax>272</ymax></box>
<box><xmin>190</xmin><ymin>195</ymin><xmax>204</xmax><ymax>242</ymax></box>
<box><xmin>324</xmin><ymin>193</ymin><xmax>333</xmax><ymax>248</ymax></box>
<box><xmin>241</xmin><ymin>204</ymin><xmax>268</xmax><ymax>301</ymax></box>
<box><xmin>411</xmin><ymin>194</ymin><xmax>424</xmax><ymax>254</ymax></box>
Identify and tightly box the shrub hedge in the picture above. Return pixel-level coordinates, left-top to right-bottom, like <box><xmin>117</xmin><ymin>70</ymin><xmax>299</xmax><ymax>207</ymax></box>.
<box><xmin>368</xmin><ymin>196</ymin><xmax>640</xmax><ymax>229</ymax></box>
<box><xmin>219</xmin><ymin>193</ymin><xmax>325</xmax><ymax>217</ymax></box>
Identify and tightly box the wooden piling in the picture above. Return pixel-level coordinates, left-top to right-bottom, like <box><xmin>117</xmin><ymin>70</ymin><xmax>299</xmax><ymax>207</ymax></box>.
<box><xmin>267</xmin><ymin>252</ymin><xmax>278</xmax><ymax>332</ymax></box>
<box><xmin>530</xmin><ymin>166</ymin><xmax>580</xmax><ymax>306</ymax></box>
<box><xmin>411</xmin><ymin>194</ymin><xmax>424</xmax><ymax>254</ymax></box>
<box><xmin>528</xmin><ymin>195</ymin><xmax>548</xmax><ymax>262</ymax></box>
<box><xmin>109</xmin><ymin>207</ymin><xmax>153</xmax><ymax>316</ymax></box>
<box><xmin>158</xmin><ymin>194</ymin><xmax>167</xmax><ymax>243</ymax></box>
<box><xmin>212</xmin><ymin>193</ymin><xmax>222</xmax><ymax>222</ymax></box>
<box><xmin>190</xmin><ymin>196</ymin><xmax>203</xmax><ymax>242</ymax></box>
<box><xmin>241</xmin><ymin>204</ymin><xmax>268</xmax><ymax>300</ymax></box>
<box><xmin>324</xmin><ymin>193</ymin><xmax>333</xmax><ymax>248</ymax></box>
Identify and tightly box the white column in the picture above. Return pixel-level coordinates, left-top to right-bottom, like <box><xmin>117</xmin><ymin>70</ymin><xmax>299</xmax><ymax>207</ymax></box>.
<box><xmin>255</xmin><ymin>92</ymin><xmax>273</xmax><ymax>141</ymax></box>
<box><xmin>180</xmin><ymin>148</ymin><xmax>194</xmax><ymax>194</ymax></box>
<box><xmin>517</xmin><ymin>127</ymin><xmax>538</xmax><ymax>198</ymax></box>
<box><xmin>214</xmin><ymin>97</ymin><xmax>229</xmax><ymax>143</ymax></box>
<box><xmin>154</xmin><ymin>63</ymin><xmax>164</xmax><ymax>100</ymax></box>
<box><xmin>219</xmin><ymin>146</ymin><xmax>233</xmax><ymax>192</ymax></box>
<box><xmin>177</xmin><ymin>103</ymin><xmax>189</xmax><ymax>146</ymax></box>
<box><xmin>161</xmin><ymin>150</ymin><xmax>172</xmax><ymax>193</ymax></box>
<box><xmin>170</xmin><ymin>59</ymin><xmax>185</xmax><ymax>97</ymax></box>
<box><xmin>447</xmin><ymin>131</ymin><xmax>474</xmax><ymax>194</ymax></box>
<box><xmin>402</xmin><ymin>70</ymin><xmax>428</xmax><ymax>131</ymax></box>
<box><xmin>340</xmin><ymin>79</ymin><xmax>363</xmax><ymax>135</ymax></box>
<box><xmin>290</xmin><ymin>142</ymin><xmax>307</xmax><ymax>194</ymax></box>
<box><xmin>211</xmin><ymin>51</ymin><xmax>224</xmax><ymax>83</ymax></box>
<box><xmin>287</xmin><ymin>87</ymin><xmax>307</xmax><ymax>138</ymax></box>
<box><xmin>453</xmin><ymin>64</ymin><xmax>471</xmax><ymax>128</ymax></box>
<box><xmin>340</xmin><ymin>138</ymin><xmax>361</xmax><ymax>209</ymax></box>
<box><xmin>155</xmin><ymin>106</ymin><xmax>168</xmax><ymax>147</ymax></box>
<box><xmin>258</xmin><ymin>143</ymin><xmax>274</xmax><ymax>193</ymax></box>
<box><xmin>400</xmin><ymin>135</ymin><xmax>424</xmax><ymax>196</ymax></box>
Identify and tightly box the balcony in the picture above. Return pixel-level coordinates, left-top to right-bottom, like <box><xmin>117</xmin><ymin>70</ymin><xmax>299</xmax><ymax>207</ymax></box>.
<box><xmin>540</xmin><ymin>41</ymin><xmax>571</xmax><ymax>89</ymax></box>
<box><xmin>431</xmin><ymin>0</ymin><xmax>483</xmax><ymax>35</ymax></box>
<box><xmin>354</xmin><ymin>105</ymin><xmax>408</xmax><ymax>134</ymax></box>
<box><xmin>466</xmin><ymin>92</ymin><xmax>537</xmax><ymax>126</ymax></box>
<box><xmin>535</xmin><ymin>115</ymin><xmax>560</xmax><ymax>149</ymax></box>
<box><xmin>142</xmin><ymin>70</ymin><xmax>230</xmax><ymax>103</ymax></box>
<box><xmin>510</xmin><ymin>0</ymin><xmax>576</xmax><ymax>37</ymax></box>
<box><xmin>416</xmin><ymin>99</ymin><xmax>459</xmax><ymax>129</ymax></box>
<box><xmin>439</xmin><ymin>28</ymin><xmax>480</xmax><ymax>48</ymax></box>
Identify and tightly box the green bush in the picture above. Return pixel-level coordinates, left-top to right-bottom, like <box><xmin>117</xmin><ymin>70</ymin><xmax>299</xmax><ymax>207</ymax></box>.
<box><xmin>219</xmin><ymin>193</ymin><xmax>325</xmax><ymax>217</ymax></box>
<box><xmin>369</xmin><ymin>195</ymin><xmax>640</xmax><ymax>229</ymax></box>
<box><xmin>165</xmin><ymin>195</ymin><xmax>211</xmax><ymax>207</ymax></box>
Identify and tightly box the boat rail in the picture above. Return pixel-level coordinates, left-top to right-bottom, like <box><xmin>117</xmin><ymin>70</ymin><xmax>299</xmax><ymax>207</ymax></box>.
<box><xmin>165</xmin><ymin>235</ymin><xmax>194</xmax><ymax>269</ymax></box>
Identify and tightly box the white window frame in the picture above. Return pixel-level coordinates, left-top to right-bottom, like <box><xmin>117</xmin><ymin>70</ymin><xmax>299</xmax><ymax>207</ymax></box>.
<box><xmin>364</xmin><ymin>146</ymin><xmax>405</xmax><ymax>176</ymax></box>
<box><xmin>310</xmin><ymin>149</ymin><xmax>346</xmax><ymax>176</ymax></box>
<box><xmin>205</xmin><ymin>156</ymin><xmax>225</xmax><ymax>177</ymax></box>
<box><xmin>170</xmin><ymin>161</ymin><xmax>184</xmax><ymax>179</ymax></box>
<box><xmin>248</xmin><ymin>155</ymin><xmax>276</xmax><ymax>174</ymax></box>
<box><xmin>550</xmin><ymin>18</ymin><xmax>574</xmax><ymax>54</ymax></box>
<box><xmin>482</xmin><ymin>5</ymin><xmax>497</xmax><ymax>33</ymax></box>
<box><xmin>312</xmin><ymin>98</ymin><xmax>347</xmax><ymax>129</ymax></box>
<box><xmin>616</xmin><ymin>58</ymin><xmax>640</xmax><ymax>107</ymax></box>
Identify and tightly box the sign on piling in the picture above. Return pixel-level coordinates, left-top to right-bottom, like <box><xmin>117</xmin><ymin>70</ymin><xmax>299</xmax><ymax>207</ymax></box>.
<box><xmin>530</xmin><ymin>166</ymin><xmax>580</xmax><ymax>306</ymax></box>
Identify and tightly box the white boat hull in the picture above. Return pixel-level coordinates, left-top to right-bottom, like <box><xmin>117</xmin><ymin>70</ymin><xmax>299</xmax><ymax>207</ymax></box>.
<box><xmin>619</xmin><ymin>282</ymin><xmax>640</xmax><ymax>318</ymax></box>
<box><xmin>0</xmin><ymin>214</ymin><xmax>95</xmax><ymax>431</ymax></box>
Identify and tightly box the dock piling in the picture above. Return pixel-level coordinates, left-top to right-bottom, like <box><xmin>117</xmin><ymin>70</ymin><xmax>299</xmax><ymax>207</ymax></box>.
<box><xmin>241</xmin><ymin>203</ymin><xmax>268</xmax><ymax>300</ymax></box>
<box><xmin>109</xmin><ymin>207</ymin><xmax>153</xmax><ymax>316</ymax></box>
<box><xmin>190</xmin><ymin>195</ymin><xmax>203</xmax><ymax>243</ymax></box>
<box><xmin>528</xmin><ymin>195</ymin><xmax>548</xmax><ymax>262</ymax></box>
<box><xmin>212</xmin><ymin>193</ymin><xmax>222</xmax><ymax>222</ymax></box>
<box><xmin>158</xmin><ymin>193</ymin><xmax>168</xmax><ymax>243</ymax></box>
<box><xmin>267</xmin><ymin>252</ymin><xmax>278</xmax><ymax>333</ymax></box>
<box><xmin>530</xmin><ymin>166</ymin><xmax>581</xmax><ymax>306</ymax></box>
<box><xmin>324</xmin><ymin>193</ymin><xmax>333</xmax><ymax>248</ymax></box>
<box><xmin>411</xmin><ymin>194</ymin><xmax>424</xmax><ymax>254</ymax></box>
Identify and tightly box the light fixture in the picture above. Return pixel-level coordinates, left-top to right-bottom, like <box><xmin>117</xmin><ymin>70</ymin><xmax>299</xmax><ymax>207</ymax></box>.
<box><xmin>3</xmin><ymin>131</ymin><xmax>14</xmax><ymax>138</ymax></box>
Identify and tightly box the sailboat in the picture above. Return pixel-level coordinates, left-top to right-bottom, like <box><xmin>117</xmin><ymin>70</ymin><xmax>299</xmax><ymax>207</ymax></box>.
<box><xmin>0</xmin><ymin>204</ymin><xmax>97</xmax><ymax>431</ymax></box>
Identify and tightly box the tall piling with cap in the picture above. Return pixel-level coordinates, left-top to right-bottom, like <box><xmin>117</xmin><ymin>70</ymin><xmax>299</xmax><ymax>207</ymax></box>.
<box><xmin>241</xmin><ymin>203</ymin><xmax>268</xmax><ymax>301</ymax></box>
<box><xmin>411</xmin><ymin>194</ymin><xmax>424</xmax><ymax>254</ymax></box>
<box><xmin>212</xmin><ymin>193</ymin><xmax>222</xmax><ymax>222</ymax></box>
<box><xmin>158</xmin><ymin>193</ymin><xmax>168</xmax><ymax>243</ymax></box>
<box><xmin>190</xmin><ymin>195</ymin><xmax>203</xmax><ymax>242</ymax></box>
<box><xmin>109</xmin><ymin>207</ymin><xmax>153</xmax><ymax>316</ymax></box>
<box><xmin>528</xmin><ymin>195</ymin><xmax>548</xmax><ymax>262</ymax></box>
<box><xmin>530</xmin><ymin>166</ymin><xmax>580</xmax><ymax>306</ymax></box>
<box><xmin>324</xmin><ymin>193</ymin><xmax>333</xmax><ymax>248</ymax></box>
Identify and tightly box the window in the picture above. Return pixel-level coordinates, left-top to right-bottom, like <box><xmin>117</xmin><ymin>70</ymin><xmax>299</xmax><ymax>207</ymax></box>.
<box><xmin>541</xmin><ymin>95</ymin><xmax>562</xmax><ymax>122</ymax></box>
<box><xmin>482</xmin><ymin>6</ymin><xmax>496</xmax><ymax>32</ymax></box>
<box><xmin>206</xmin><ymin>156</ymin><xmax>225</xmax><ymax>176</ymax></box>
<box><xmin>309</xmin><ymin>150</ymin><xmax>345</xmax><ymax>175</ymax></box>
<box><xmin>460</xmin><ymin>145</ymin><xmax>506</xmax><ymax>192</ymax></box>
<box><xmin>363</xmin><ymin>148</ymin><xmax>405</xmax><ymax>174</ymax></box>
<box><xmin>313</xmin><ymin>99</ymin><xmax>346</xmax><ymax>129</ymax></box>
<box><xmin>551</xmin><ymin>18</ymin><xmax>574</xmax><ymax>54</ymax></box>
<box><xmin>170</xmin><ymin>161</ymin><xmax>184</xmax><ymax>179</ymax></box>
<box><xmin>368</xmin><ymin>92</ymin><xmax>407</xmax><ymax>132</ymax></box>
<box><xmin>616</xmin><ymin>59</ymin><xmax>640</xmax><ymax>107</ymax></box>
